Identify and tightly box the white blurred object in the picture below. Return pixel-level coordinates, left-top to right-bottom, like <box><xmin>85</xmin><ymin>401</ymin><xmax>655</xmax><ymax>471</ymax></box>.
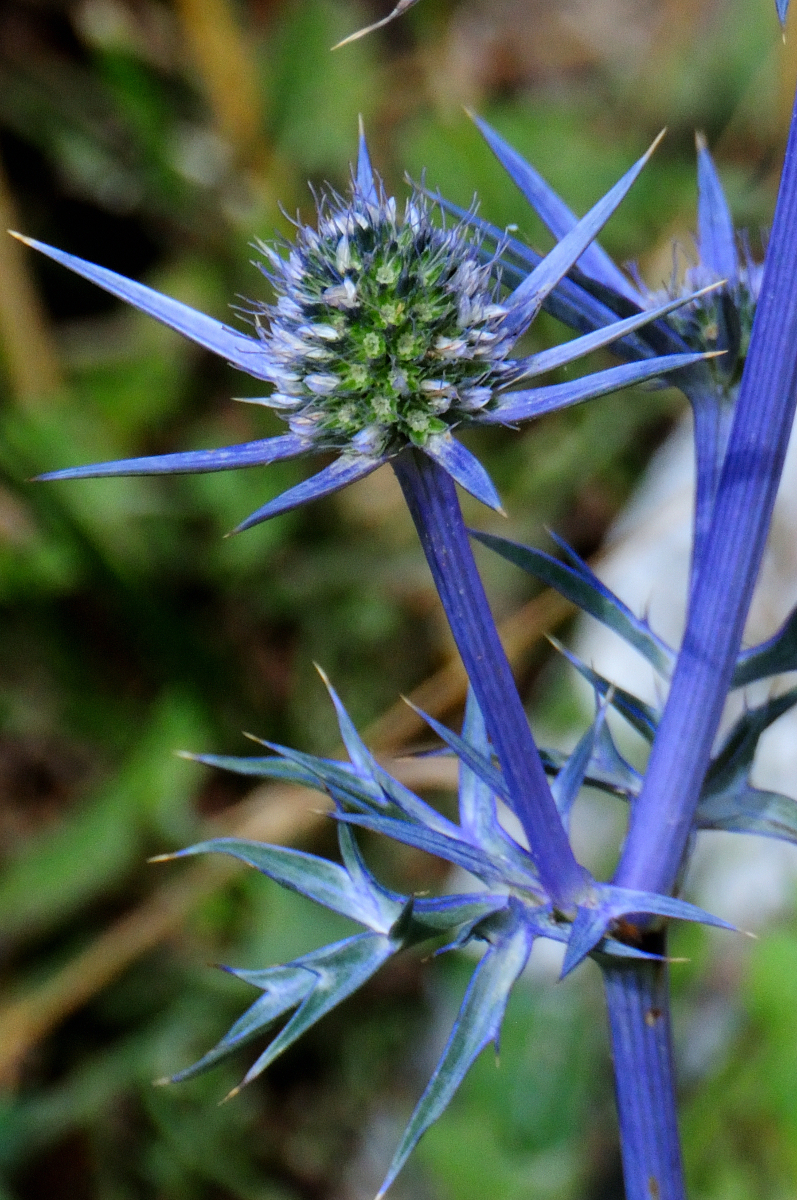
<box><xmin>574</xmin><ymin>411</ymin><xmax>797</xmax><ymax>927</ymax></box>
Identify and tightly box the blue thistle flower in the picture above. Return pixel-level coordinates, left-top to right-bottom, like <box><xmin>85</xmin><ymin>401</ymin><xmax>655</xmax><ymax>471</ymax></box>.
<box><xmin>458</xmin><ymin>117</ymin><xmax>762</xmax><ymax>566</ymax></box>
<box><xmin>638</xmin><ymin>133</ymin><xmax>763</xmax><ymax>406</ymax></box>
<box><xmin>19</xmin><ymin>123</ymin><xmax>705</xmax><ymax>529</ymax></box>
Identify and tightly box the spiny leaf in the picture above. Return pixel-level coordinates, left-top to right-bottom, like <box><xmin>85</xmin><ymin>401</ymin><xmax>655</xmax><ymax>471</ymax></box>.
<box><xmin>236</xmin><ymin>734</ymin><xmax>388</xmax><ymax>807</ymax></box>
<box><xmin>560</xmin><ymin>884</ymin><xmax>737</xmax><ymax>977</ymax></box>
<box><xmin>705</xmin><ymin>688</ymin><xmax>797</xmax><ymax>794</ymax></box>
<box><xmin>333</xmin><ymin>810</ymin><xmax>541</xmax><ymax>894</ymax></box>
<box><xmin>237</xmin><ymin>933</ymin><xmax>397</xmax><ymax>1092</ymax></box>
<box><xmin>337</xmin><ymin>824</ymin><xmax>405</xmax><ymax>929</ymax></box>
<box><xmin>458</xmin><ymin>692</ymin><xmax>536</xmax><ymax>873</ymax></box>
<box><xmin>695</xmin><ymin>133</ymin><xmax>739</xmax><ymax>286</ymax></box>
<box><xmin>550</xmin><ymin>695</ymin><xmax>610</xmax><ymax>825</ymax></box>
<box><xmin>733</xmin><ymin>606</ymin><xmax>797</xmax><ymax>686</ymax></box>
<box><xmin>402</xmin><ymin>699</ymin><xmax>512</xmax><ymax>805</ymax></box>
<box><xmin>376</xmin><ymin>904</ymin><xmax>535</xmax><ymax>1197</ymax></box>
<box><xmin>471</xmin><ymin>530</ymin><xmax>674</xmax><ymax>676</ymax></box>
<box><xmin>317</xmin><ymin>671</ymin><xmax>462</xmax><ymax>834</ymax></box>
<box><xmin>158</xmin><ymin>838</ymin><xmax>387</xmax><ymax>929</ymax></box>
<box><xmin>549</xmin><ymin>638</ymin><xmax>659</xmax><ymax>741</ymax></box>
<box><xmin>695</xmin><ymin>689</ymin><xmax>797</xmax><ymax>842</ymax></box>
<box><xmin>183</xmin><ymin>750</ymin><xmax>331</xmax><ymax>789</ymax></box>
<box><xmin>431</xmin><ymin>187</ymin><xmax>657</xmax><ymax>360</ymax></box>
<box><xmin>482</xmin><ymin>353</ymin><xmax>711</xmax><ymax>425</ymax></box>
<box><xmin>697</xmin><ymin>783</ymin><xmax>797</xmax><ymax>842</ymax></box>
<box><xmin>233</xmin><ymin>453</ymin><xmax>383</xmax><ymax>532</ymax></box>
<box><xmin>422</xmin><ymin>434</ymin><xmax>504</xmax><ymax>513</ymax></box>
<box><xmin>166</xmin><ymin>965</ymin><xmax>316</xmax><ymax>1083</ymax></box>
<box><xmin>469</xmin><ymin>112</ymin><xmax>643</xmax><ymax>305</ymax></box>
<box><xmin>504</xmin><ymin>132</ymin><xmax>665</xmax><ymax>332</ymax></box>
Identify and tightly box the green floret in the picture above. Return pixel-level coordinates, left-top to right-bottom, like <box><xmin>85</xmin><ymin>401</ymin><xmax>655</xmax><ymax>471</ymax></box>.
<box><xmin>262</xmin><ymin>188</ymin><xmax>517</xmax><ymax>454</ymax></box>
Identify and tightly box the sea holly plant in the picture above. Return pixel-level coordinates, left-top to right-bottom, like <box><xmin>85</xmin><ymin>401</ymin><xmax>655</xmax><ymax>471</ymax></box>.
<box><xmin>17</xmin><ymin>123</ymin><xmax>708</xmax><ymax>914</ymax></box>
<box><xmin>16</xmin><ymin>48</ymin><xmax>797</xmax><ymax>1199</ymax></box>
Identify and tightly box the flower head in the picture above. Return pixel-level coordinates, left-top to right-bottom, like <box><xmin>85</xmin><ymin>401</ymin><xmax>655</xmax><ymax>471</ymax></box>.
<box><xmin>457</xmin><ymin>117</ymin><xmax>761</xmax><ymax>563</ymax></box>
<box><xmin>21</xmin><ymin>122</ymin><xmax>705</xmax><ymax>530</ymax></box>
<box><xmin>252</xmin><ymin>180</ymin><xmax>516</xmax><ymax>453</ymax></box>
<box><xmin>639</xmin><ymin>133</ymin><xmax>763</xmax><ymax>403</ymax></box>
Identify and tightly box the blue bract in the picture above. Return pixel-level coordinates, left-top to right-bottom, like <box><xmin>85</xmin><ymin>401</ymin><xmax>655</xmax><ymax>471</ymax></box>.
<box><xmin>640</xmin><ymin>133</ymin><xmax>763</xmax><ymax>403</ymax></box>
<box><xmin>21</xmin><ymin>122</ymin><xmax>705</xmax><ymax>530</ymax></box>
<box><xmin>457</xmin><ymin>116</ymin><xmax>764</xmax><ymax>568</ymax></box>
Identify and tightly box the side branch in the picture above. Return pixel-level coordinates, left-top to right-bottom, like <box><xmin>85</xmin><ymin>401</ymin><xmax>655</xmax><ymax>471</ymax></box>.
<box><xmin>615</xmin><ymin>79</ymin><xmax>797</xmax><ymax>895</ymax></box>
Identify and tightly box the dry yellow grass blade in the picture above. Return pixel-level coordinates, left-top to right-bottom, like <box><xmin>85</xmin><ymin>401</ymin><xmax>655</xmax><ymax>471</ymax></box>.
<box><xmin>0</xmin><ymin>157</ymin><xmax>63</xmax><ymax>406</ymax></box>
<box><xmin>173</xmin><ymin>0</ymin><xmax>264</xmax><ymax>167</ymax></box>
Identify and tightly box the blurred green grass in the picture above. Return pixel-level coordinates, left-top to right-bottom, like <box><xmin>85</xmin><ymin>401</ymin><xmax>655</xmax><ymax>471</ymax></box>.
<box><xmin>0</xmin><ymin>0</ymin><xmax>795</xmax><ymax>1196</ymax></box>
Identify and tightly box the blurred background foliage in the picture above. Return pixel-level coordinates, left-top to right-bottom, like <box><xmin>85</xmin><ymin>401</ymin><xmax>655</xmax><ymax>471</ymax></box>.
<box><xmin>0</xmin><ymin>0</ymin><xmax>795</xmax><ymax>1196</ymax></box>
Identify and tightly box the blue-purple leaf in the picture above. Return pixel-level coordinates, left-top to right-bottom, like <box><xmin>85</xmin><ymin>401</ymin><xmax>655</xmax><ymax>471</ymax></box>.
<box><xmin>233</xmin><ymin>453</ymin><xmax>384</xmax><ymax>531</ymax></box>
<box><xmin>503</xmin><ymin>133</ymin><xmax>663</xmax><ymax>331</ymax></box>
<box><xmin>402</xmin><ymin>699</ymin><xmax>512</xmax><ymax>806</ymax></box>
<box><xmin>422</xmin><ymin>434</ymin><xmax>504</xmax><ymax>512</ymax></box>
<box><xmin>696</xmin><ymin>134</ymin><xmax>739</xmax><ymax>287</ymax></box>
<box><xmin>36</xmin><ymin>434</ymin><xmax>308</xmax><ymax>482</ymax></box>
<box><xmin>509</xmin><ymin>286</ymin><xmax>717</xmax><ymax>385</ymax></box>
<box><xmin>316</xmin><ymin>672</ymin><xmax>466</xmax><ymax>834</ymax></box>
<box><xmin>429</xmin><ymin>189</ymin><xmax>660</xmax><ymax>360</ymax></box>
<box><xmin>471</xmin><ymin>530</ymin><xmax>674</xmax><ymax>676</ymax></box>
<box><xmin>561</xmin><ymin>884</ymin><xmax>737</xmax><ymax>977</ymax></box>
<box><xmin>470</xmin><ymin>113</ymin><xmax>644</xmax><ymax>306</ymax></box>
<box><xmin>376</xmin><ymin>904</ymin><xmax>535</xmax><ymax>1198</ymax></box>
<box><xmin>356</xmin><ymin>117</ymin><xmax>379</xmax><ymax>204</ymax></box>
<box><xmin>333</xmin><ymin>810</ymin><xmax>536</xmax><ymax>889</ymax></box>
<box><xmin>238</xmin><ymin>735</ymin><xmax>387</xmax><ymax>808</ymax></box>
<box><xmin>159</xmin><ymin>837</ymin><xmax>387</xmax><ymax>928</ymax></box>
<box><xmin>549</xmin><ymin>698</ymin><xmax>610</xmax><ymax>825</ymax></box>
<box><xmin>13</xmin><ymin>233</ymin><xmax>276</xmax><ymax>379</ymax></box>
<box><xmin>549</xmin><ymin>638</ymin><xmax>659</xmax><ymax>741</ymax></box>
<box><xmin>483</xmin><ymin>353</ymin><xmax>710</xmax><ymax>424</ymax></box>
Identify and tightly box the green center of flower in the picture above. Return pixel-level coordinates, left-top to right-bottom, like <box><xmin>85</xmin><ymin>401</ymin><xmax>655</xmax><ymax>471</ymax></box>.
<box><xmin>263</xmin><ymin>192</ymin><xmax>514</xmax><ymax>453</ymax></box>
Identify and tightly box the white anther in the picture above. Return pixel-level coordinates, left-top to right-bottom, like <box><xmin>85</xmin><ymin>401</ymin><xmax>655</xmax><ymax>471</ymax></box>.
<box><xmin>305</xmin><ymin>373</ymin><xmax>340</xmax><ymax>395</ymax></box>
<box><xmin>458</xmin><ymin>386</ymin><xmax>492</xmax><ymax>411</ymax></box>
<box><xmin>322</xmin><ymin>278</ymin><xmax>359</xmax><ymax>309</ymax></box>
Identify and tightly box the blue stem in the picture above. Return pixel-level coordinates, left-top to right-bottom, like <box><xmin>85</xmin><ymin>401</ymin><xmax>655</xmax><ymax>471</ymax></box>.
<box><xmin>689</xmin><ymin>387</ymin><xmax>735</xmax><ymax>583</ymax></box>
<box><xmin>602</xmin><ymin>955</ymin><xmax>685</xmax><ymax>1200</ymax></box>
<box><xmin>615</xmin><ymin>80</ymin><xmax>797</xmax><ymax>895</ymax></box>
<box><xmin>391</xmin><ymin>447</ymin><xmax>588</xmax><ymax>909</ymax></box>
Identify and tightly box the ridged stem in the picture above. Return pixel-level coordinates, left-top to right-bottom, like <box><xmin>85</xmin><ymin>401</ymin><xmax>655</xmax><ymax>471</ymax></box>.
<box><xmin>391</xmin><ymin>448</ymin><xmax>587</xmax><ymax>909</ymax></box>
<box><xmin>602</xmin><ymin>954</ymin><xmax>685</xmax><ymax>1200</ymax></box>
<box><xmin>615</xmin><ymin>78</ymin><xmax>797</xmax><ymax>895</ymax></box>
<box><xmin>689</xmin><ymin>387</ymin><xmax>735</xmax><ymax>582</ymax></box>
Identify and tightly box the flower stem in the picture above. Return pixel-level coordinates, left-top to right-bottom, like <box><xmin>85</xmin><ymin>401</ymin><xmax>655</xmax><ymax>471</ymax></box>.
<box><xmin>602</xmin><ymin>954</ymin><xmax>685</xmax><ymax>1200</ymax></box>
<box><xmin>689</xmin><ymin>386</ymin><xmax>735</xmax><ymax>582</ymax></box>
<box><xmin>615</xmin><ymin>79</ymin><xmax>797</xmax><ymax>896</ymax></box>
<box><xmin>391</xmin><ymin>447</ymin><xmax>587</xmax><ymax>909</ymax></box>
